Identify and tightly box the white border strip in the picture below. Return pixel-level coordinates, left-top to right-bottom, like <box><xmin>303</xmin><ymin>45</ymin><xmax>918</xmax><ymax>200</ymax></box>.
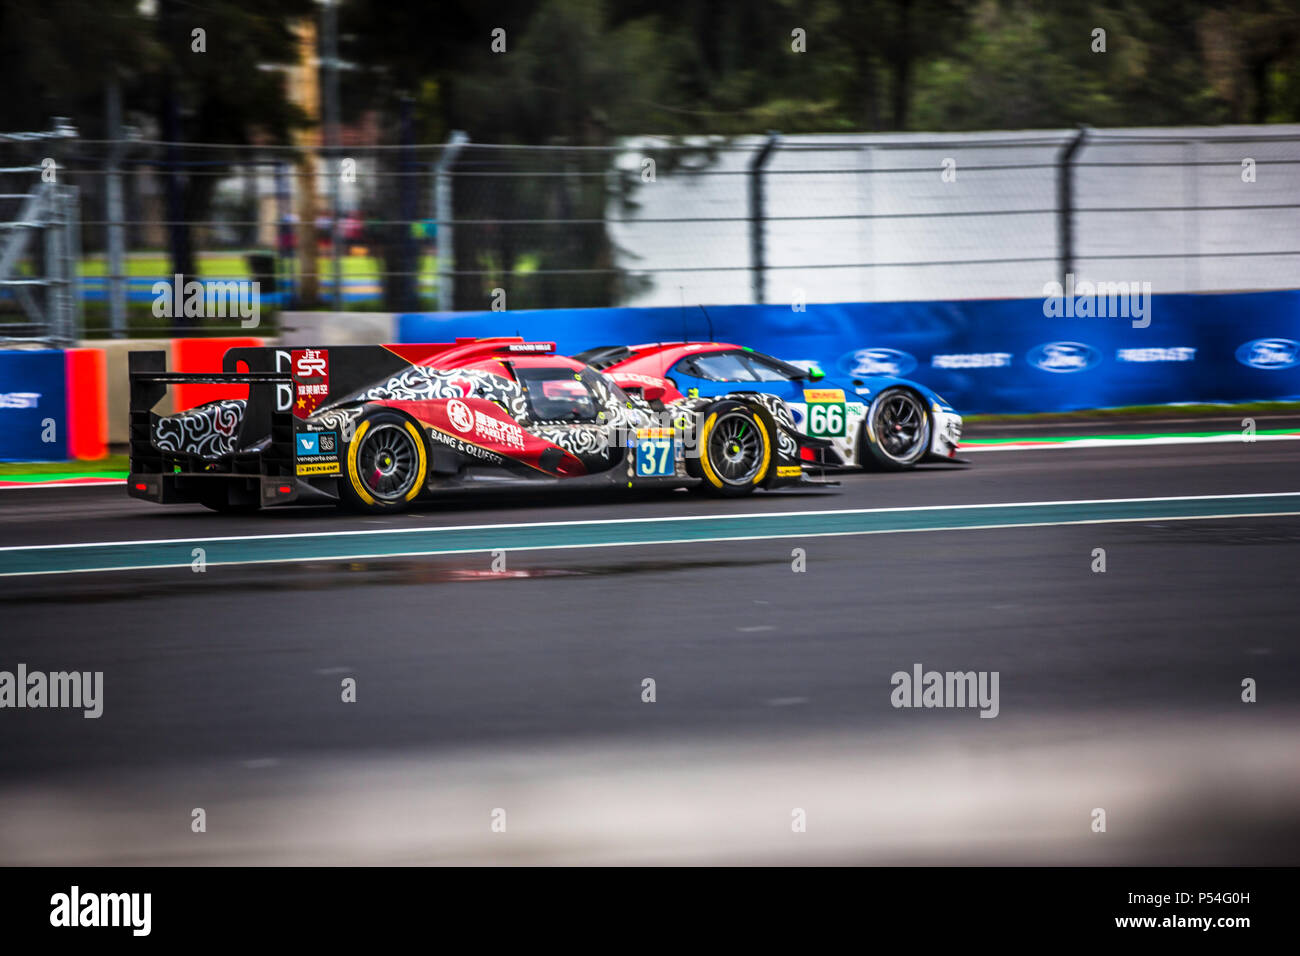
<box><xmin>0</xmin><ymin>478</ymin><xmax>123</xmax><ymax>490</ymax></box>
<box><xmin>964</xmin><ymin>432</ymin><xmax>1300</xmax><ymax>452</ymax></box>
<box><xmin>3</xmin><ymin>491</ymin><xmax>1299</xmax><ymax>554</ymax></box>
<box><xmin>6</xmin><ymin>509</ymin><xmax>1300</xmax><ymax>577</ymax></box>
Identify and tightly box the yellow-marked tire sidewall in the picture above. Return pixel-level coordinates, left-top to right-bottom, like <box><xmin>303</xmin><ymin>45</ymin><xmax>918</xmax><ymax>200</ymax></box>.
<box><xmin>752</xmin><ymin>414</ymin><xmax>772</xmax><ymax>485</ymax></box>
<box><xmin>698</xmin><ymin>406</ymin><xmax>771</xmax><ymax>491</ymax></box>
<box><xmin>346</xmin><ymin>419</ymin><xmax>375</xmax><ymax>506</ymax></box>
<box><xmin>344</xmin><ymin>413</ymin><xmax>428</xmax><ymax>511</ymax></box>
<box><xmin>402</xmin><ymin>420</ymin><xmax>428</xmax><ymax>502</ymax></box>
<box><xmin>697</xmin><ymin>412</ymin><xmax>723</xmax><ymax>488</ymax></box>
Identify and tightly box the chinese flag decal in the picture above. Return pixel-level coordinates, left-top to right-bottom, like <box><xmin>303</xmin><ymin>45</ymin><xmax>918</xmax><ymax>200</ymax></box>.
<box><xmin>291</xmin><ymin>348</ymin><xmax>330</xmax><ymax>419</ymax></box>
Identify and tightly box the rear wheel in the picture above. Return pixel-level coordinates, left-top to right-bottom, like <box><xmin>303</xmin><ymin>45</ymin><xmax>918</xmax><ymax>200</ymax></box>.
<box><xmin>338</xmin><ymin>410</ymin><xmax>428</xmax><ymax>513</ymax></box>
<box><xmin>689</xmin><ymin>402</ymin><xmax>772</xmax><ymax>497</ymax></box>
<box><xmin>861</xmin><ymin>387</ymin><xmax>930</xmax><ymax>470</ymax></box>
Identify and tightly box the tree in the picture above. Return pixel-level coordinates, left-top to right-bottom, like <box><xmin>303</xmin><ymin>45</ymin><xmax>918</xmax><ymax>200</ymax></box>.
<box><xmin>152</xmin><ymin>0</ymin><xmax>315</xmax><ymax>302</ymax></box>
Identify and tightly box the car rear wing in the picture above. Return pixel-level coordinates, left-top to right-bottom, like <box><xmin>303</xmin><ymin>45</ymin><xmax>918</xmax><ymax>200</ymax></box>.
<box><xmin>128</xmin><ymin>349</ymin><xmax>296</xmax><ymax>475</ymax></box>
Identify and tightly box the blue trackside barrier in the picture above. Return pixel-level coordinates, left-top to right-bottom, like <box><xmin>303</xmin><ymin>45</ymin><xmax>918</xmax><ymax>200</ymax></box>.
<box><xmin>398</xmin><ymin>290</ymin><xmax>1300</xmax><ymax>414</ymax></box>
<box><xmin>0</xmin><ymin>350</ymin><xmax>69</xmax><ymax>461</ymax></box>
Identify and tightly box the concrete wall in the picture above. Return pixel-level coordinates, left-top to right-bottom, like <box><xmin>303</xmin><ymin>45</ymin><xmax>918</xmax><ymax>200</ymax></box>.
<box><xmin>279</xmin><ymin>311</ymin><xmax>396</xmax><ymax>347</ymax></box>
<box><xmin>90</xmin><ymin>339</ymin><xmax>174</xmax><ymax>445</ymax></box>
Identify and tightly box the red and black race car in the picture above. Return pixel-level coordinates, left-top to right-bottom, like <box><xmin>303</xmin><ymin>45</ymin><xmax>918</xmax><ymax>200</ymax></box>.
<box><xmin>127</xmin><ymin>338</ymin><xmax>832</xmax><ymax>514</ymax></box>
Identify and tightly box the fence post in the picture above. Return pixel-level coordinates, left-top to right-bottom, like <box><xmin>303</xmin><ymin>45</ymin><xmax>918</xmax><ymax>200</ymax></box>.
<box><xmin>44</xmin><ymin>194</ymin><xmax>64</xmax><ymax>344</ymax></box>
<box><xmin>321</xmin><ymin>0</ymin><xmax>344</xmax><ymax>310</ymax></box>
<box><xmin>104</xmin><ymin>74</ymin><xmax>127</xmax><ymax>339</ymax></box>
<box><xmin>274</xmin><ymin>162</ymin><xmax>292</xmax><ymax>303</ymax></box>
<box><xmin>65</xmin><ymin>185</ymin><xmax>83</xmax><ymax>344</ymax></box>
<box><xmin>1057</xmin><ymin>125</ymin><xmax>1088</xmax><ymax>284</ymax></box>
<box><xmin>46</xmin><ymin>119</ymin><xmax>75</xmax><ymax>346</ymax></box>
<box><xmin>436</xmin><ymin>131</ymin><xmax>468</xmax><ymax>312</ymax></box>
<box><xmin>749</xmin><ymin>131</ymin><xmax>779</xmax><ymax>305</ymax></box>
<box><xmin>397</xmin><ymin>94</ymin><xmax>418</xmax><ymax>312</ymax></box>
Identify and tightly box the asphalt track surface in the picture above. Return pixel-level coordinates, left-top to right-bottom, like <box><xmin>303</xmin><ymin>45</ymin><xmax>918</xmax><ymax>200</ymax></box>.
<box><xmin>1</xmin><ymin>436</ymin><xmax>1299</xmax><ymax>863</ymax></box>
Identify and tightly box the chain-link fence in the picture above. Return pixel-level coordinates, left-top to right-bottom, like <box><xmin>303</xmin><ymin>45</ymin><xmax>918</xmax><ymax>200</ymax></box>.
<box><xmin>610</xmin><ymin>127</ymin><xmax>1300</xmax><ymax>308</ymax></box>
<box><xmin>1</xmin><ymin>126</ymin><xmax>1296</xmax><ymax>339</ymax></box>
<box><xmin>0</xmin><ymin>121</ymin><xmax>83</xmax><ymax>345</ymax></box>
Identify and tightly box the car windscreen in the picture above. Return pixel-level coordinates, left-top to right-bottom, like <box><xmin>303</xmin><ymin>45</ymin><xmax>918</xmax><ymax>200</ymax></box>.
<box><xmin>740</xmin><ymin>353</ymin><xmax>798</xmax><ymax>381</ymax></box>
<box><xmin>678</xmin><ymin>351</ymin><xmax>759</xmax><ymax>382</ymax></box>
<box><xmin>516</xmin><ymin>367</ymin><xmax>601</xmax><ymax>422</ymax></box>
<box><xmin>679</xmin><ymin>350</ymin><xmax>804</xmax><ymax>383</ymax></box>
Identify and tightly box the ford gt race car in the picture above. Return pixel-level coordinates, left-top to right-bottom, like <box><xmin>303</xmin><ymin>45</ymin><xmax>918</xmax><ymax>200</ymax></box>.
<box><xmin>127</xmin><ymin>338</ymin><xmax>831</xmax><ymax>514</ymax></box>
<box><xmin>577</xmin><ymin>342</ymin><xmax>964</xmax><ymax>470</ymax></box>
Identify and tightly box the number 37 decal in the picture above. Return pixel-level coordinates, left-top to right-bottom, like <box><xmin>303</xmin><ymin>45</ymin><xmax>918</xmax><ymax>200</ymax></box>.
<box><xmin>634</xmin><ymin>428</ymin><xmax>676</xmax><ymax>476</ymax></box>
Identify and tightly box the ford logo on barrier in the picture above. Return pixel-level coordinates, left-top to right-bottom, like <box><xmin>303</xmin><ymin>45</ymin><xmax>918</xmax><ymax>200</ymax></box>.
<box><xmin>1236</xmin><ymin>338</ymin><xmax>1300</xmax><ymax>370</ymax></box>
<box><xmin>1027</xmin><ymin>341</ymin><xmax>1102</xmax><ymax>373</ymax></box>
<box><xmin>839</xmin><ymin>348</ymin><xmax>917</xmax><ymax>377</ymax></box>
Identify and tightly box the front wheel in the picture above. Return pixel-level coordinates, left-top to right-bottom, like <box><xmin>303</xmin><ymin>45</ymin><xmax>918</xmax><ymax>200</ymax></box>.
<box><xmin>861</xmin><ymin>387</ymin><xmax>931</xmax><ymax>471</ymax></box>
<box><xmin>688</xmin><ymin>401</ymin><xmax>772</xmax><ymax>497</ymax></box>
<box><xmin>338</xmin><ymin>410</ymin><xmax>428</xmax><ymax>513</ymax></box>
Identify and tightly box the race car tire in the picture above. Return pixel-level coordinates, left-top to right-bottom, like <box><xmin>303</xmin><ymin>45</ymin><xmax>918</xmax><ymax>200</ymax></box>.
<box><xmin>861</xmin><ymin>387</ymin><xmax>931</xmax><ymax>471</ymax></box>
<box><xmin>688</xmin><ymin>401</ymin><xmax>772</xmax><ymax>497</ymax></box>
<box><xmin>338</xmin><ymin>409</ymin><xmax>428</xmax><ymax>513</ymax></box>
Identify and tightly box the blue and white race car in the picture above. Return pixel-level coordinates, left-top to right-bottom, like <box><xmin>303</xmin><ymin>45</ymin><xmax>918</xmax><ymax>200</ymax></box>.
<box><xmin>578</xmin><ymin>341</ymin><xmax>964</xmax><ymax>470</ymax></box>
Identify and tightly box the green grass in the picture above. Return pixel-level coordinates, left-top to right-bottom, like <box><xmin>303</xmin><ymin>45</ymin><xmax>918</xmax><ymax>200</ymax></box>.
<box><xmin>965</xmin><ymin>401</ymin><xmax>1300</xmax><ymax>424</ymax></box>
<box><xmin>5</xmin><ymin>402</ymin><xmax>1297</xmax><ymax>475</ymax></box>
<box><xmin>73</xmin><ymin>249</ymin><xmax>443</xmax><ymax>337</ymax></box>
<box><xmin>0</xmin><ymin>456</ymin><xmax>129</xmax><ymax>476</ymax></box>
<box><xmin>78</xmin><ymin>251</ymin><xmax>438</xmax><ymax>280</ymax></box>
<box><xmin>79</xmin><ymin>301</ymin><xmax>277</xmax><ymax>338</ymax></box>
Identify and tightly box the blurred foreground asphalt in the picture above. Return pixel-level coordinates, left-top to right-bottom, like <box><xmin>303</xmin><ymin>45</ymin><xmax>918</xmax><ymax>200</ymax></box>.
<box><xmin>0</xmin><ymin>439</ymin><xmax>1297</xmax><ymax>863</ymax></box>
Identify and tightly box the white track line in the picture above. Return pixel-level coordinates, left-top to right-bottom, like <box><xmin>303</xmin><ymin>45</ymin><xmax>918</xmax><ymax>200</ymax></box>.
<box><xmin>963</xmin><ymin>432</ymin><xmax>1300</xmax><ymax>452</ymax></box>
<box><xmin>3</xmin><ymin>491</ymin><xmax>1300</xmax><ymax>554</ymax></box>
<box><xmin>7</xmin><ymin>511</ymin><xmax>1300</xmax><ymax>578</ymax></box>
<box><xmin>0</xmin><ymin>479</ymin><xmax>123</xmax><ymax>490</ymax></box>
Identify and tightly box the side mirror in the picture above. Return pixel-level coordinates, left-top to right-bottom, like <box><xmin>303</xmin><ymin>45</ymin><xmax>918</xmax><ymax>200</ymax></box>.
<box><xmin>641</xmin><ymin>385</ymin><xmax>666</xmax><ymax>403</ymax></box>
<box><xmin>808</xmin><ymin>367</ymin><xmax>826</xmax><ymax>382</ymax></box>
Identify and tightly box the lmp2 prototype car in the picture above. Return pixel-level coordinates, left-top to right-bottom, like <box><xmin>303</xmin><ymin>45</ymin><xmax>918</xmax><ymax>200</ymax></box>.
<box><xmin>577</xmin><ymin>342</ymin><xmax>964</xmax><ymax>470</ymax></box>
<box><xmin>127</xmin><ymin>338</ymin><xmax>832</xmax><ymax>514</ymax></box>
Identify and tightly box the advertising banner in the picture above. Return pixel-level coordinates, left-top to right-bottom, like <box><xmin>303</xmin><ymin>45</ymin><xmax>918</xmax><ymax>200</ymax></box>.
<box><xmin>0</xmin><ymin>350</ymin><xmax>68</xmax><ymax>461</ymax></box>
<box><xmin>399</xmin><ymin>290</ymin><xmax>1300</xmax><ymax>413</ymax></box>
